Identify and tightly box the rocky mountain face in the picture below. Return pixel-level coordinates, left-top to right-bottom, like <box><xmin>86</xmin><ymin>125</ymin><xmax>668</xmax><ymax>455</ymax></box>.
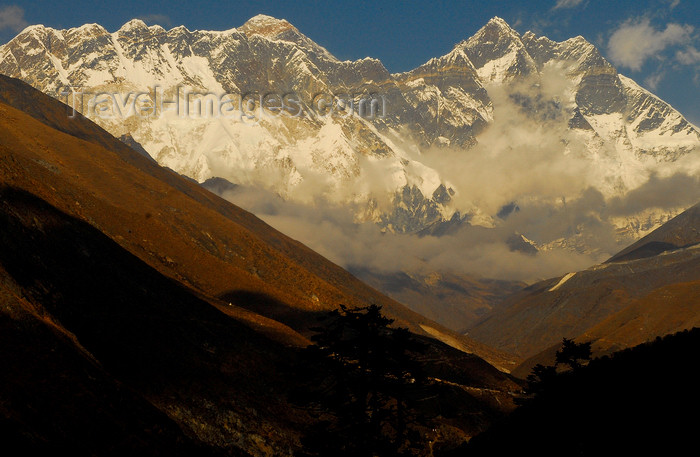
<box><xmin>1</xmin><ymin>15</ymin><xmax>698</xmax><ymax>236</ymax></box>
<box><xmin>467</xmin><ymin>200</ymin><xmax>700</xmax><ymax>376</ymax></box>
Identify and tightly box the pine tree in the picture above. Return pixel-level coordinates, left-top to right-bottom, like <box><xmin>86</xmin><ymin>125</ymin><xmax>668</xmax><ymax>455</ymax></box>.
<box><xmin>555</xmin><ymin>338</ymin><xmax>592</xmax><ymax>371</ymax></box>
<box><xmin>301</xmin><ymin>305</ymin><xmax>426</xmax><ymax>456</ymax></box>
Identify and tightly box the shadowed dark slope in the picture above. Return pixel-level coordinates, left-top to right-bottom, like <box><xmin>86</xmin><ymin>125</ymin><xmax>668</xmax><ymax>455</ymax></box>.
<box><xmin>0</xmin><ymin>186</ymin><xmax>306</xmax><ymax>454</ymax></box>
<box><xmin>0</xmin><ymin>289</ymin><xmax>222</xmax><ymax>457</ymax></box>
<box><xmin>468</xmin><ymin>328</ymin><xmax>700</xmax><ymax>456</ymax></box>
<box><xmin>351</xmin><ymin>267</ymin><xmax>525</xmax><ymax>332</ymax></box>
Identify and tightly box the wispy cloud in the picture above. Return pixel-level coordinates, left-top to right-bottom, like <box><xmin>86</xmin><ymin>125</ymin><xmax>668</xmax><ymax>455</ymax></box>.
<box><xmin>137</xmin><ymin>14</ymin><xmax>172</xmax><ymax>27</ymax></box>
<box><xmin>644</xmin><ymin>71</ymin><xmax>665</xmax><ymax>90</ymax></box>
<box><xmin>676</xmin><ymin>46</ymin><xmax>700</xmax><ymax>65</ymax></box>
<box><xmin>214</xmin><ymin>171</ymin><xmax>700</xmax><ymax>283</ymax></box>
<box><xmin>607</xmin><ymin>18</ymin><xmax>694</xmax><ymax>70</ymax></box>
<box><xmin>552</xmin><ymin>0</ymin><xmax>586</xmax><ymax>10</ymax></box>
<box><xmin>0</xmin><ymin>5</ymin><xmax>28</xmax><ymax>33</ymax></box>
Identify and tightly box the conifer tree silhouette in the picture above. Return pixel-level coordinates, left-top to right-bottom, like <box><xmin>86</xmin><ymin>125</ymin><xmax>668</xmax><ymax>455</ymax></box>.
<box><xmin>555</xmin><ymin>338</ymin><xmax>592</xmax><ymax>371</ymax></box>
<box><xmin>301</xmin><ymin>305</ymin><xmax>426</xmax><ymax>456</ymax></box>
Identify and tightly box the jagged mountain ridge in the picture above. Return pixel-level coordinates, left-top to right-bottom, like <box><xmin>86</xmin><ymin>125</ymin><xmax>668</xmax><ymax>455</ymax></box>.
<box><xmin>1</xmin><ymin>15</ymin><xmax>698</xmax><ymax>236</ymax></box>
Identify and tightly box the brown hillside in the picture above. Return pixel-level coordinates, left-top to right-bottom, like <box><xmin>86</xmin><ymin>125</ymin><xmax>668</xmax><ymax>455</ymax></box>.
<box><xmin>469</xmin><ymin>202</ymin><xmax>700</xmax><ymax>378</ymax></box>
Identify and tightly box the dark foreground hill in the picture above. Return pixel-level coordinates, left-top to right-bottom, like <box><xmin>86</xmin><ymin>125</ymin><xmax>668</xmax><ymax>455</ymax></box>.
<box><xmin>467</xmin><ymin>328</ymin><xmax>700</xmax><ymax>456</ymax></box>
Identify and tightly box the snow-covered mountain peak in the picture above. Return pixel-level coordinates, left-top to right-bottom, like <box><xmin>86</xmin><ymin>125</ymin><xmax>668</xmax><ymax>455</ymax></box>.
<box><xmin>467</xmin><ymin>16</ymin><xmax>524</xmax><ymax>47</ymax></box>
<box><xmin>460</xmin><ymin>17</ymin><xmax>537</xmax><ymax>82</ymax></box>
<box><xmin>239</xmin><ymin>14</ymin><xmax>294</xmax><ymax>38</ymax></box>
<box><xmin>484</xmin><ymin>16</ymin><xmax>519</xmax><ymax>34</ymax></box>
<box><xmin>238</xmin><ymin>14</ymin><xmax>338</xmax><ymax>64</ymax></box>
<box><xmin>441</xmin><ymin>46</ymin><xmax>477</xmax><ymax>68</ymax></box>
<box><xmin>13</xmin><ymin>22</ymin><xmax>105</xmax><ymax>43</ymax></box>
<box><xmin>16</xmin><ymin>23</ymin><xmax>49</xmax><ymax>36</ymax></box>
<box><xmin>167</xmin><ymin>24</ymin><xmax>192</xmax><ymax>34</ymax></box>
<box><xmin>618</xmin><ymin>73</ymin><xmax>700</xmax><ymax>146</ymax></box>
<box><xmin>521</xmin><ymin>30</ymin><xmax>536</xmax><ymax>41</ymax></box>
<box><xmin>118</xmin><ymin>19</ymin><xmax>149</xmax><ymax>33</ymax></box>
<box><xmin>568</xmin><ymin>35</ymin><xmax>589</xmax><ymax>45</ymax></box>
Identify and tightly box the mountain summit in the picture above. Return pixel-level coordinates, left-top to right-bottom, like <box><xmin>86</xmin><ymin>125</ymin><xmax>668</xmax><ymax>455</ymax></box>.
<box><xmin>1</xmin><ymin>16</ymin><xmax>698</xmax><ymax>238</ymax></box>
<box><xmin>239</xmin><ymin>14</ymin><xmax>296</xmax><ymax>37</ymax></box>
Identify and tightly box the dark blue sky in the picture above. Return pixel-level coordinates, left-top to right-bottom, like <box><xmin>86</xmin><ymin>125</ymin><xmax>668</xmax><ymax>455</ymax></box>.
<box><xmin>1</xmin><ymin>0</ymin><xmax>698</xmax><ymax>123</ymax></box>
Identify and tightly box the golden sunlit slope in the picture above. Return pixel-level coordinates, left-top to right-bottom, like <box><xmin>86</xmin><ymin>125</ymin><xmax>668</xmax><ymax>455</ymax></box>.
<box><xmin>511</xmin><ymin>278</ymin><xmax>700</xmax><ymax>378</ymax></box>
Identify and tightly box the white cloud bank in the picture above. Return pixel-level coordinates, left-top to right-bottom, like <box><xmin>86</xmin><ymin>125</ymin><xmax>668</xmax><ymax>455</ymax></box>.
<box><xmin>607</xmin><ymin>18</ymin><xmax>694</xmax><ymax>71</ymax></box>
<box><xmin>553</xmin><ymin>0</ymin><xmax>586</xmax><ymax>10</ymax></box>
<box><xmin>137</xmin><ymin>14</ymin><xmax>172</xmax><ymax>27</ymax></box>
<box><xmin>676</xmin><ymin>46</ymin><xmax>700</xmax><ymax>65</ymax></box>
<box><xmin>202</xmin><ymin>65</ymin><xmax>700</xmax><ymax>284</ymax></box>
<box><xmin>213</xmin><ymin>170</ymin><xmax>700</xmax><ymax>284</ymax></box>
<box><xmin>0</xmin><ymin>5</ymin><xmax>28</xmax><ymax>33</ymax></box>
